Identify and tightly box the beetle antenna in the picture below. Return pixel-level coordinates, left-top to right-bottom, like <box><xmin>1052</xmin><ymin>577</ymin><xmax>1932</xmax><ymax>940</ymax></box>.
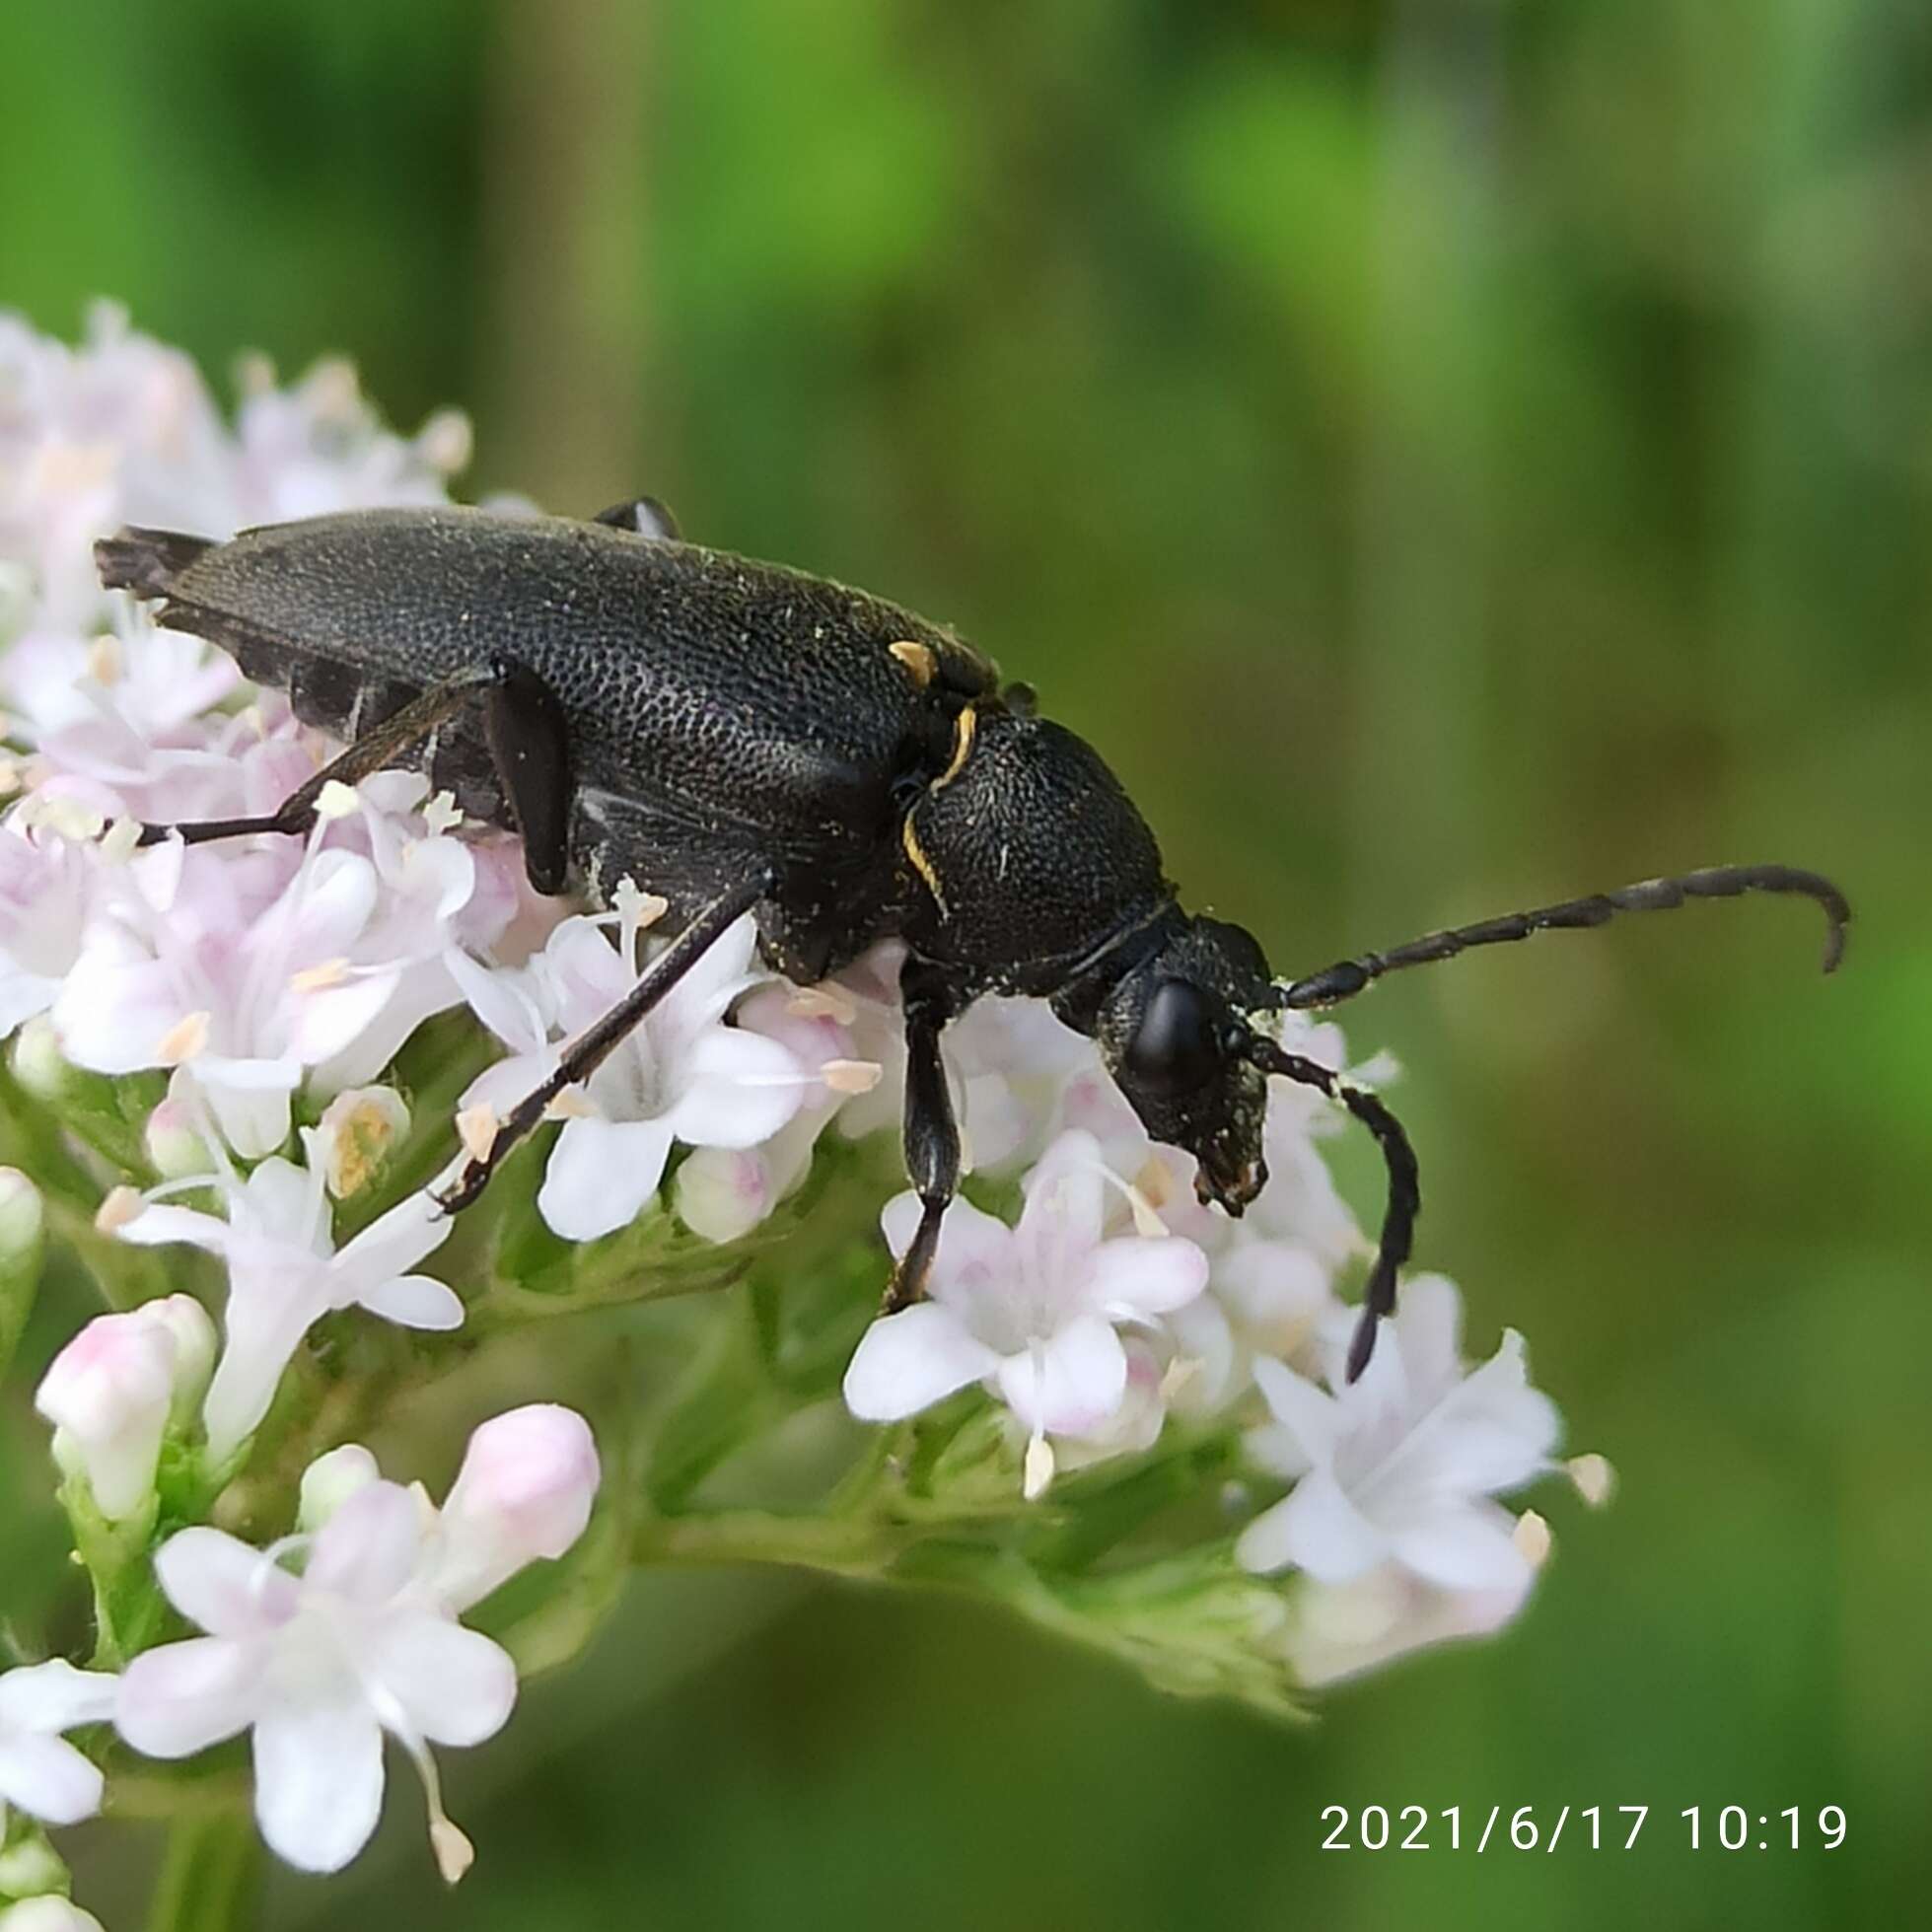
<box><xmin>1274</xmin><ymin>863</ymin><xmax>1851</xmax><ymax>1011</ymax></box>
<box><xmin>1247</xmin><ymin>1037</ymin><xmax>1419</xmax><ymax>1383</ymax></box>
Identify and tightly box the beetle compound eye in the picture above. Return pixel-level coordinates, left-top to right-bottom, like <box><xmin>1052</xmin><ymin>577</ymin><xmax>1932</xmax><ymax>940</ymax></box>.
<box><xmin>1124</xmin><ymin>979</ymin><xmax>1224</xmax><ymax>1099</ymax></box>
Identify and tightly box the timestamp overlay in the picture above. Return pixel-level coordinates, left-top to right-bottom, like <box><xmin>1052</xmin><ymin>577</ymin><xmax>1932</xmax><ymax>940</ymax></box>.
<box><xmin>1318</xmin><ymin>1804</ymin><xmax>1848</xmax><ymax>1855</ymax></box>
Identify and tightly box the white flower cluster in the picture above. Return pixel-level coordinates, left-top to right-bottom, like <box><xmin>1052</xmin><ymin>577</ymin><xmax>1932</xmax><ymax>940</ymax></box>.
<box><xmin>2</xmin><ymin>1405</ymin><xmax>599</xmax><ymax>1880</ymax></box>
<box><xmin>0</xmin><ymin>310</ymin><xmax>1592</xmax><ymax>1917</ymax></box>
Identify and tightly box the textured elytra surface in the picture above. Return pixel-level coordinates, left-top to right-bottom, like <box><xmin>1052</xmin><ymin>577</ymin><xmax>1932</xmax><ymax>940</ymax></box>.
<box><xmin>150</xmin><ymin>505</ymin><xmax>1184</xmax><ymax>991</ymax></box>
<box><xmin>165</xmin><ymin>507</ymin><xmax>998</xmax><ymax>862</ymax></box>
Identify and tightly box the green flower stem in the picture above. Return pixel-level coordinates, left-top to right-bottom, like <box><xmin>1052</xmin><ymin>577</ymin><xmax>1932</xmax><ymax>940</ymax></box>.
<box><xmin>144</xmin><ymin>1810</ymin><xmax>260</xmax><ymax>1932</ymax></box>
<box><xmin>632</xmin><ymin>1506</ymin><xmax>924</xmax><ymax>1579</ymax></box>
<box><xmin>0</xmin><ymin>1060</ymin><xmax>172</xmax><ymax>1311</ymax></box>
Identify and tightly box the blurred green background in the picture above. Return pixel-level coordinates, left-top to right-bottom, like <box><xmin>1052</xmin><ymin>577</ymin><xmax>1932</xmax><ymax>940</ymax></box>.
<box><xmin>3</xmin><ymin>0</ymin><xmax>1928</xmax><ymax>1925</ymax></box>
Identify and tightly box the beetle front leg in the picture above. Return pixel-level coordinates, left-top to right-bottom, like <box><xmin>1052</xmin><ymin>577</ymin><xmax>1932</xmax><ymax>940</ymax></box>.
<box><xmin>884</xmin><ymin>965</ymin><xmax>966</xmax><ymax>1313</ymax></box>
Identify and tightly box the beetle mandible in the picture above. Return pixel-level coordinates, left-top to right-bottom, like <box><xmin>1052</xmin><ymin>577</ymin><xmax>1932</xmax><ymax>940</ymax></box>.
<box><xmin>96</xmin><ymin>503</ymin><xmax>1851</xmax><ymax>1380</ymax></box>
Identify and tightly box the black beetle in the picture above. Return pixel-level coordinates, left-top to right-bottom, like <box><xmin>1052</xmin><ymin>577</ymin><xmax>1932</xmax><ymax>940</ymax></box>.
<box><xmin>96</xmin><ymin>504</ymin><xmax>1850</xmax><ymax>1379</ymax></box>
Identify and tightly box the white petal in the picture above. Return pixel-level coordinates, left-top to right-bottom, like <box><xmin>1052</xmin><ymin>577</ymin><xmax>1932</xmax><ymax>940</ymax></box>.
<box><xmin>1385</xmin><ymin>1500</ymin><xmax>1533</xmax><ymax>1593</ymax></box>
<box><xmin>200</xmin><ymin>1280</ymin><xmax>326</xmax><ymax>1462</ymax></box>
<box><xmin>286</xmin><ymin>970</ymin><xmax>400</xmax><ymax>1067</ymax></box>
<box><xmin>1244</xmin><ymin>1467</ymin><xmax>1390</xmax><ymax>1583</ymax></box>
<box><xmin>1372</xmin><ymin>1333</ymin><xmax>1560</xmax><ymax>1512</ymax></box>
<box><xmin>1390</xmin><ymin>1272</ymin><xmax>1465</xmax><ymax>1395</ymax></box>
<box><xmin>880</xmin><ymin>1188</ymin><xmax>1012</xmax><ymax>1298</ymax></box>
<box><xmin>655</xmin><ymin>911</ymin><xmax>759</xmax><ymax>1024</ymax></box>
<box><xmin>197</xmin><ymin>1065</ymin><xmax>298</xmax><ymax>1160</ymax></box>
<box><xmin>537</xmin><ymin>1115</ymin><xmax>672</xmax><ymax>1242</ymax></box>
<box><xmin>1018</xmin><ymin>1131</ymin><xmax>1108</xmax><ymax>1252</ymax></box>
<box><xmin>1086</xmin><ymin>1233</ymin><xmax>1208</xmax><ymax>1319</ymax></box>
<box><xmin>995</xmin><ymin>1315</ymin><xmax>1128</xmax><ymax>1437</ymax></box>
<box><xmin>542</xmin><ymin>916</ymin><xmax>633</xmax><ymax>1019</ymax></box>
<box><xmin>446</xmin><ymin>952</ymin><xmax>549</xmax><ymax>1055</ymax></box>
<box><xmin>1234</xmin><ymin>1495</ymin><xmax>1304</xmax><ymax>1576</ymax></box>
<box><xmin>0</xmin><ymin>1660</ymin><xmax>119</xmax><ymax>1733</ymax></box>
<box><xmin>114</xmin><ymin>1637</ymin><xmax>259</xmax><ymax>1757</ymax></box>
<box><xmin>238</xmin><ymin>1155</ymin><xmax>325</xmax><ymax>1248</ymax></box>
<box><xmin>332</xmin><ymin>1184</ymin><xmax>451</xmax><ymax>1289</ymax></box>
<box><xmin>355</xmin><ymin>1272</ymin><xmax>464</xmax><ymax>1330</ymax></box>
<box><xmin>252</xmin><ymin>1699</ymin><xmax>385</xmax><ymax>1873</ymax></box>
<box><xmin>842</xmin><ymin>1305</ymin><xmax>1001</xmax><ymax>1422</ymax></box>
<box><xmin>52</xmin><ymin>955</ymin><xmax>182</xmax><ymax>1074</ymax></box>
<box><xmin>460</xmin><ymin>1049</ymin><xmax>555</xmax><ymax>1119</ymax></box>
<box><xmin>271</xmin><ymin>848</ymin><xmax>379</xmax><ymax>960</ymax></box>
<box><xmin>112</xmin><ymin>1200</ymin><xmax>231</xmax><ymax>1254</ymax></box>
<box><xmin>155</xmin><ymin>1528</ymin><xmax>295</xmax><ymax>1635</ymax></box>
<box><xmin>661</xmin><ymin>1028</ymin><xmax>804</xmax><ymax>1149</ymax></box>
<box><xmin>365</xmin><ymin>1614</ymin><xmax>517</xmax><ymax>1747</ymax></box>
<box><xmin>0</xmin><ymin>1732</ymin><xmax>104</xmax><ymax>1825</ymax></box>
<box><xmin>1250</xmin><ymin>1355</ymin><xmax>1343</xmax><ymax>1469</ymax></box>
<box><xmin>305</xmin><ymin>1481</ymin><xmax>422</xmax><ymax>1604</ymax></box>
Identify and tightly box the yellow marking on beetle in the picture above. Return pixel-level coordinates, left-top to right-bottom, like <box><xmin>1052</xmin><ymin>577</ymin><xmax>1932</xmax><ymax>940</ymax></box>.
<box><xmin>889</xmin><ymin>639</ymin><xmax>937</xmax><ymax>687</ymax></box>
<box><xmin>933</xmin><ymin>703</ymin><xmax>977</xmax><ymax>792</ymax></box>
<box><xmin>901</xmin><ymin>815</ymin><xmax>949</xmax><ymax>918</ymax></box>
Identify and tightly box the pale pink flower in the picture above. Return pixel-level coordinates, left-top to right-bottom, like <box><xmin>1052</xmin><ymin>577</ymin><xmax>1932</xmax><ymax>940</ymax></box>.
<box><xmin>1237</xmin><ymin>1275</ymin><xmax>1559</xmax><ymax>1593</ymax></box>
<box><xmin>115</xmin><ymin>1484</ymin><xmax>512</xmax><ymax>1878</ymax></box>
<box><xmin>112</xmin><ymin>1141</ymin><xmax>459</xmax><ymax>1460</ymax></box>
<box><xmin>115</xmin><ymin>1409</ymin><xmax>598</xmax><ymax>1879</ymax></box>
<box><xmin>843</xmin><ymin>1129</ymin><xmax>1209</xmax><ymax>1493</ymax></box>
<box><xmin>52</xmin><ymin>776</ymin><xmax>492</xmax><ymax>1156</ymax></box>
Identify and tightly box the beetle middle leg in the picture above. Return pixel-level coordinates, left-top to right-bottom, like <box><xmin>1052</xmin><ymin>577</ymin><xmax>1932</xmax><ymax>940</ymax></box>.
<box><xmin>883</xmin><ymin>960</ymin><xmax>966</xmax><ymax>1313</ymax></box>
<box><xmin>134</xmin><ymin>659</ymin><xmax>576</xmax><ymax>894</ymax></box>
<box><xmin>435</xmin><ymin>868</ymin><xmax>776</xmax><ymax>1215</ymax></box>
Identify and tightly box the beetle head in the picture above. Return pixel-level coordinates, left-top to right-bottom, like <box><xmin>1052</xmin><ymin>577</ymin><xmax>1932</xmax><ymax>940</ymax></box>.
<box><xmin>1095</xmin><ymin>915</ymin><xmax>1280</xmax><ymax>1213</ymax></box>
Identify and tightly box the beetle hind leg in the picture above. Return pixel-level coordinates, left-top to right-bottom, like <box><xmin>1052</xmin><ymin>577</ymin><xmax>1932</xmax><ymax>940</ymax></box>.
<box><xmin>136</xmin><ymin>666</ymin><xmax>502</xmax><ymax>848</ymax></box>
<box><xmin>134</xmin><ymin>659</ymin><xmax>577</xmax><ymax>896</ymax></box>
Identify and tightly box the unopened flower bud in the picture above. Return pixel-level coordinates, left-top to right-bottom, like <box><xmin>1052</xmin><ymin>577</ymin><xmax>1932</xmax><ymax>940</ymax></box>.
<box><xmin>298</xmin><ymin>1443</ymin><xmax>383</xmax><ymax>1533</ymax></box>
<box><xmin>34</xmin><ymin>1296</ymin><xmax>216</xmax><ymax>1520</ymax></box>
<box><xmin>318</xmin><ymin>1086</ymin><xmax>411</xmax><ymax>1198</ymax></box>
<box><xmin>0</xmin><ymin>1898</ymin><xmax>107</xmax><ymax>1932</ymax></box>
<box><xmin>9</xmin><ymin>1015</ymin><xmax>69</xmax><ymax>1103</ymax></box>
<box><xmin>430</xmin><ymin>1405</ymin><xmax>601</xmax><ymax>1611</ymax></box>
<box><xmin>0</xmin><ymin>1168</ymin><xmax>44</xmax><ymax>1378</ymax></box>
<box><xmin>673</xmin><ymin>1147</ymin><xmax>774</xmax><ymax>1245</ymax></box>
<box><xmin>0</xmin><ymin>1838</ymin><xmax>70</xmax><ymax>1904</ymax></box>
<box><xmin>142</xmin><ymin>1098</ymin><xmax>211</xmax><ymax>1180</ymax></box>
